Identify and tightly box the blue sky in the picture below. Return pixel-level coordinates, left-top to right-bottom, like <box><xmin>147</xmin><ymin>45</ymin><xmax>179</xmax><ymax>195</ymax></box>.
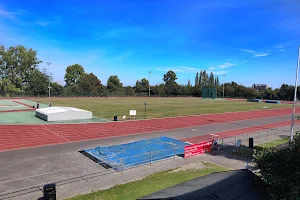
<box><xmin>0</xmin><ymin>0</ymin><xmax>299</xmax><ymax>88</ymax></box>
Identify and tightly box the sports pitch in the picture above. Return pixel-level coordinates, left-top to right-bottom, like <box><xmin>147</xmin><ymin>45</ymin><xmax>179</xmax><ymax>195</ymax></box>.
<box><xmin>37</xmin><ymin>97</ymin><xmax>292</xmax><ymax>120</ymax></box>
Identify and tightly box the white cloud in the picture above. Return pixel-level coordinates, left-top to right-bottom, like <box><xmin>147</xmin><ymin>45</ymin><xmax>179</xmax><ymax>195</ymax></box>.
<box><xmin>213</xmin><ymin>71</ymin><xmax>228</xmax><ymax>75</ymax></box>
<box><xmin>180</xmin><ymin>66</ymin><xmax>197</xmax><ymax>72</ymax></box>
<box><xmin>116</xmin><ymin>52</ymin><xmax>131</xmax><ymax>61</ymax></box>
<box><xmin>208</xmin><ymin>67</ymin><xmax>216</xmax><ymax>70</ymax></box>
<box><xmin>280</xmin><ymin>49</ymin><xmax>286</xmax><ymax>52</ymax></box>
<box><xmin>254</xmin><ymin>53</ymin><xmax>269</xmax><ymax>57</ymax></box>
<box><xmin>157</xmin><ymin>68</ymin><xmax>183</xmax><ymax>73</ymax></box>
<box><xmin>219</xmin><ymin>62</ymin><xmax>234</xmax><ymax>69</ymax></box>
<box><xmin>239</xmin><ymin>49</ymin><xmax>255</xmax><ymax>53</ymax></box>
<box><xmin>35</xmin><ymin>21</ymin><xmax>49</xmax><ymax>27</ymax></box>
<box><xmin>157</xmin><ymin>66</ymin><xmax>199</xmax><ymax>73</ymax></box>
<box><xmin>240</xmin><ymin>48</ymin><xmax>270</xmax><ymax>58</ymax></box>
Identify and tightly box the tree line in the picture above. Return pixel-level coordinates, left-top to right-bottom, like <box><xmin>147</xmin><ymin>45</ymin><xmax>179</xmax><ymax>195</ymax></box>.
<box><xmin>0</xmin><ymin>45</ymin><xmax>298</xmax><ymax>100</ymax></box>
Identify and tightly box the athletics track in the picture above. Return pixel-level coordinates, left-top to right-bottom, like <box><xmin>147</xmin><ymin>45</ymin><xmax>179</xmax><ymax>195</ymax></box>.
<box><xmin>0</xmin><ymin>107</ymin><xmax>299</xmax><ymax>152</ymax></box>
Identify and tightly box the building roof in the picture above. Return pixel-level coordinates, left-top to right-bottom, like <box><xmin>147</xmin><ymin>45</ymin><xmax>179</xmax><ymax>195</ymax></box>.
<box><xmin>137</xmin><ymin>169</ymin><xmax>267</xmax><ymax>200</ymax></box>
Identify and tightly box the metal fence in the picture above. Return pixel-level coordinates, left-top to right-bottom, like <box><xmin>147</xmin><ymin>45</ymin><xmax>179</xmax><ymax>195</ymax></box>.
<box><xmin>0</xmin><ymin>124</ymin><xmax>296</xmax><ymax>199</ymax></box>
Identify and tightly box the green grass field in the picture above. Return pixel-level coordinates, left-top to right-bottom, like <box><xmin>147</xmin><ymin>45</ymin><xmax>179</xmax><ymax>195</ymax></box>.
<box><xmin>37</xmin><ymin>97</ymin><xmax>291</xmax><ymax>120</ymax></box>
<box><xmin>66</xmin><ymin>162</ymin><xmax>228</xmax><ymax>200</ymax></box>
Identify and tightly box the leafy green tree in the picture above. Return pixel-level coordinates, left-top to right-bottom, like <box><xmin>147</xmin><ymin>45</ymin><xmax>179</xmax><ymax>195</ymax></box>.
<box><xmin>163</xmin><ymin>70</ymin><xmax>178</xmax><ymax>96</ymax></box>
<box><xmin>26</xmin><ymin>69</ymin><xmax>48</xmax><ymax>96</ymax></box>
<box><xmin>124</xmin><ymin>86</ymin><xmax>135</xmax><ymax>96</ymax></box>
<box><xmin>253</xmin><ymin>132</ymin><xmax>300</xmax><ymax>199</ymax></box>
<box><xmin>78</xmin><ymin>73</ymin><xmax>102</xmax><ymax>96</ymax></box>
<box><xmin>195</xmin><ymin>72</ymin><xmax>199</xmax><ymax>86</ymax></box>
<box><xmin>107</xmin><ymin>75</ymin><xmax>124</xmax><ymax>96</ymax></box>
<box><xmin>51</xmin><ymin>82</ymin><xmax>64</xmax><ymax>97</ymax></box>
<box><xmin>0</xmin><ymin>78</ymin><xmax>21</xmax><ymax>97</ymax></box>
<box><xmin>208</xmin><ymin>72</ymin><xmax>215</xmax><ymax>87</ymax></box>
<box><xmin>202</xmin><ymin>70</ymin><xmax>208</xmax><ymax>86</ymax></box>
<box><xmin>0</xmin><ymin>45</ymin><xmax>42</xmax><ymax>91</ymax></box>
<box><xmin>64</xmin><ymin>64</ymin><xmax>85</xmax><ymax>86</ymax></box>
<box><xmin>135</xmin><ymin>78</ymin><xmax>149</xmax><ymax>95</ymax></box>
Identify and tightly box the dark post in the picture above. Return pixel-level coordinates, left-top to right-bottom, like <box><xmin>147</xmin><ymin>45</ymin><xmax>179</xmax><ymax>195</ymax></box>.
<box><xmin>249</xmin><ymin>138</ymin><xmax>254</xmax><ymax>148</ymax></box>
<box><xmin>144</xmin><ymin>102</ymin><xmax>147</xmax><ymax>119</ymax></box>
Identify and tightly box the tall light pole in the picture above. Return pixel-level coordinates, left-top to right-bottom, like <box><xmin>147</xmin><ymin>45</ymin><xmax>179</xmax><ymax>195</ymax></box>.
<box><xmin>149</xmin><ymin>71</ymin><xmax>151</xmax><ymax>97</ymax></box>
<box><xmin>290</xmin><ymin>45</ymin><xmax>300</xmax><ymax>141</ymax></box>
<box><xmin>47</xmin><ymin>62</ymin><xmax>51</xmax><ymax>99</ymax></box>
<box><xmin>223</xmin><ymin>74</ymin><xmax>226</xmax><ymax>98</ymax></box>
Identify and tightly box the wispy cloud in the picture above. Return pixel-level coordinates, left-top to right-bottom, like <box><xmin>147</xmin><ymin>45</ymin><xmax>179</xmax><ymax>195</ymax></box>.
<box><xmin>116</xmin><ymin>52</ymin><xmax>131</xmax><ymax>61</ymax></box>
<box><xmin>157</xmin><ymin>68</ymin><xmax>183</xmax><ymax>73</ymax></box>
<box><xmin>212</xmin><ymin>71</ymin><xmax>228</xmax><ymax>75</ymax></box>
<box><xmin>254</xmin><ymin>53</ymin><xmax>269</xmax><ymax>57</ymax></box>
<box><xmin>35</xmin><ymin>20</ymin><xmax>49</xmax><ymax>27</ymax></box>
<box><xmin>208</xmin><ymin>67</ymin><xmax>216</xmax><ymax>70</ymax></box>
<box><xmin>180</xmin><ymin>66</ymin><xmax>198</xmax><ymax>72</ymax></box>
<box><xmin>219</xmin><ymin>62</ymin><xmax>234</xmax><ymax>69</ymax></box>
<box><xmin>157</xmin><ymin>66</ymin><xmax>199</xmax><ymax>73</ymax></box>
<box><xmin>239</xmin><ymin>48</ymin><xmax>270</xmax><ymax>58</ymax></box>
<box><xmin>239</xmin><ymin>49</ymin><xmax>255</xmax><ymax>53</ymax></box>
<box><xmin>0</xmin><ymin>7</ymin><xmax>20</xmax><ymax>20</ymax></box>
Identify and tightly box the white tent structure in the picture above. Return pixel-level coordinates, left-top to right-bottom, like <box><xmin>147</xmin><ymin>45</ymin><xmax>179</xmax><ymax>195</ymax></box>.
<box><xmin>36</xmin><ymin>107</ymin><xmax>92</xmax><ymax>122</ymax></box>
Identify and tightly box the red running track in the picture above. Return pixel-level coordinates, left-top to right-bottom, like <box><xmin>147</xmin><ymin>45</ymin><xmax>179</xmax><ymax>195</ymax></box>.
<box><xmin>0</xmin><ymin>107</ymin><xmax>299</xmax><ymax>152</ymax></box>
<box><xmin>181</xmin><ymin>120</ymin><xmax>300</xmax><ymax>144</ymax></box>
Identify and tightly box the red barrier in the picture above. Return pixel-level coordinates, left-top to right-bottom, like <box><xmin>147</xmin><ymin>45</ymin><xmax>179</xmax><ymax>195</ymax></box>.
<box><xmin>184</xmin><ymin>140</ymin><xmax>214</xmax><ymax>158</ymax></box>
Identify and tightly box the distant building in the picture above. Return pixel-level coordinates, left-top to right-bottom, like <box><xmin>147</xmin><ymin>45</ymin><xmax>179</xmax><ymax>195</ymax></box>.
<box><xmin>252</xmin><ymin>84</ymin><xmax>268</xmax><ymax>91</ymax></box>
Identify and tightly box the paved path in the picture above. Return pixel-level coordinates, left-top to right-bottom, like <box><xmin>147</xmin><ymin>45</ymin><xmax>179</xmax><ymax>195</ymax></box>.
<box><xmin>0</xmin><ymin>107</ymin><xmax>298</xmax><ymax>152</ymax></box>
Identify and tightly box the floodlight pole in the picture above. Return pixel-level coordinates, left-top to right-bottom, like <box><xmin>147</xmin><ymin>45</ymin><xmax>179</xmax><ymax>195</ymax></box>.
<box><xmin>290</xmin><ymin>45</ymin><xmax>300</xmax><ymax>141</ymax></box>
<box><xmin>47</xmin><ymin>62</ymin><xmax>51</xmax><ymax>99</ymax></box>
<box><xmin>149</xmin><ymin>71</ymin><xmax>151</xmax><ymax>97</ymax></box>
<box><xmin>223</xmin><ymin>75</ymin><xmax>226</xmax><ymax>98</ymax></box>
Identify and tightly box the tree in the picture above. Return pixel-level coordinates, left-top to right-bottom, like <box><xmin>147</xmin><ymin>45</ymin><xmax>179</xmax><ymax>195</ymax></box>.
<box><xmin>202</xmin><ymin>70</ymin><xmax>208</xmax><ymax>86</ymax></box>
<box><xmin>78</xmin><ymin>73</ymin><xmax>102</xmax><ymax>96</ymax></box>
<box><xmin>199</xmin><ymin>70</ymin><xmax>203</xmax><ymax>87</ymax></box>
<box><xmin>199</xmin><ymin>70</ymin><xmax>203</xmax><ymax>86</ymax></box>
<box><xmin>163</xmin><ymin>70</ymin><xmax>178</xmax><ymax>96</ymax></box>
<box><xmin>107</xmin><ymin>75</ymin><xmax>124</xmax><ymax>96</ymax></box>
<box><xmin>26</xmin><ymin>69</ymin><xmax>48</xmax><ymax>96</ymax></box>
<box><xmin>51</xmin><ymin>82</ymin><xmax>64</xmax><ymax>97</ymax></box>
<box><xmin>0</xmin><ymin>45</ymin><xmax>42</xmax><ymax>91</ymax></box>
<box><xmin>253</xmin><ymin>132</ymin><xmax>300</xmax><ymax>199</ymax></box>
<box><xmin>135</xmin><ymin>78</ymin><xmax>149</xmax><ymax>95</ymax></box>
<box><xmin>0</xmin><ymin>78</ymin><xmax>21</xmax><ymax>97</ymax></box>
<box><xmin>124</xmin><ymin>86</ymin><xmax>135</xmax><ymax>96</ymax></box>
<box><xmin>208</xmin><ymin>72</ymin><xmax>215</xmax><ymax>87</ymax></box>
<box><xmin>195</xmin><ymin>72</ymin><xmax>199</xmax><ymax>86</ymax></box>
<box><xmin>64</xmin><ymin>64</ymin><xmax>85</xmax><ymax>86</ymax></box>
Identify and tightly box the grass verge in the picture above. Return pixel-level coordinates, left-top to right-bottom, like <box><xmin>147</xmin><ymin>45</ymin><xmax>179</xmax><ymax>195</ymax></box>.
<box><xmin>231</xmin><ymin>137</ymin><xmax>290</xmax><ymax>158</ymax></box>
<box><xmin>66</xmin><ymin>162</ymin><xmax>228</xmax><ymax>200</ymax></box>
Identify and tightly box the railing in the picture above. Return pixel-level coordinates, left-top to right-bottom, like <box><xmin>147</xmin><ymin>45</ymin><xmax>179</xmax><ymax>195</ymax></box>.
<box><xmin>0</xmin><ymin>124</ymin><xmax>296</xmax><ymax>199</ymax></box>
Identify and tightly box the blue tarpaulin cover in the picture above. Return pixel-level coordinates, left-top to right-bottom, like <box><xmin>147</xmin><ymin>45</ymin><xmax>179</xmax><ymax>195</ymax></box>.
<box><xmin>83</xmin><ymin>136</ymin><xmax>188</xmax><ymax>170</ymax></box>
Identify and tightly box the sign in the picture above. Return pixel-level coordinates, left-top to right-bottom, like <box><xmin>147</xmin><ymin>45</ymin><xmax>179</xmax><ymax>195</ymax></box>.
<box><xmin>129</xmin><ymin>110</ymin><xmax>136</xmax><ymax>116</ymax></box>
<box><xmin>184</xmin><ymin>140</ymin><xmax>214</xmax><ymax>158</ymax></box>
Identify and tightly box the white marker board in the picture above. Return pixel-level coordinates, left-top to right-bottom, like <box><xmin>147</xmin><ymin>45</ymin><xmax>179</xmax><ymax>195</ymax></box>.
<box><xmin>129</xmin><ymin>110</ymin><xmax>136</xmax><ymax>116</ymax></box>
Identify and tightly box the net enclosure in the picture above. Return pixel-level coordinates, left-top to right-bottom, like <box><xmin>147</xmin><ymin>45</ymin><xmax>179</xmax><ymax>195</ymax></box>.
<box><xmin>202</xmin><ymin>87</ymin><xmax>217</xmax><ymax>99</ymax></box>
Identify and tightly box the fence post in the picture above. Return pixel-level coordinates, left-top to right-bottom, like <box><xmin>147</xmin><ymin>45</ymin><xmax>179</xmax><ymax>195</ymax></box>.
<box><xmin>235</xmin><ymin>136</ymin><xmax>237</xmax><ymax>147</ymax></box>
<box><xmin>173</xmin><ymin>147</ymin><xmax>176</xmax><ymax>160</ymax></box>
<box><xmin>276</xmin><ymin>128</ymin><xmax>278</xmax><ymax>135</ymax></box>
<box><xmin>222</xmin><ymin>138</ymin><xmax>224</xmax><ymax>148</ymax></box>
<box><xmin>267</xmin><ymin>129</ymin><xmax>269</xmax><ymax>138</ymax></box>
<box><xmin>150</xmin><ymin>152</ymin><xmax>152</xmax><ymax>166</ymax></box>
<box><xmin>121</xmin><ymin>158</ymin><xmax>124</xmax><ymax>172</ymax></box>
<box><xmin>86</xmin><ymin>164</ymin><xmax>89</xmax><ymax>182</ymax></box>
